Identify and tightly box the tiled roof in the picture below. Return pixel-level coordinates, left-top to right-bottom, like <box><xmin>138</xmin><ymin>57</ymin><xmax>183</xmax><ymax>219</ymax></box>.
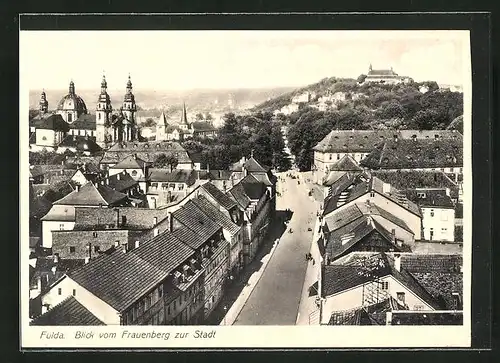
<box><xmin>249</xmin><ymin>172</ymin><xmax>274</xmax><ymax>186</ymax></box>
<box><xmin>36</xmin><ymin>114</ymin><xmax>70</xmax><ymax>132</ymax></box>
<box><xmin>240</xmin><ymin>175</ymin><xmax>268</xmax><ymax>200</ymax></box>
<box><xmin>172</xmin><ymin>200</ymin><xmax>221</xmax><ymax>242</ymax></box>
<box><xmin>314</xmin><ymin>130</ymin><xmax>396</xmax><ymax>153</ymax></box>
<box><xmin>360</xmin><ymin>139</ymin><xmax>463</xmax><ymax>169</ymax></box>
<box><xmin>101</xmin><ymin>141</ymin><xmax>192</xmax><ymax>164</ymax></box>
<box><xmin>147</xmin><ymin>169</ymin><xmax>198</xmax><ymax>186</ymax></box>
<box><xmin>69</xmin><ymin>114</ymin><xmax>96</xmax><ymax>130</ymax></box>
<box><xmin>110</xmin><ymin>154</ymin><xmax>151</xmax><ymax>170</ymax></box>
<box><xmin>323</xmin><ymin>253</ymin><xmax>441</xmax><ymax>309</ymax></box>
<box><xmin>30</xmin><ymin>296</ymin><xmax>104</xmax><ymax>326</ymax></box>
<box><xmin>325</xmin><ymin>217</ymin><xmax>402</xmax><ymax>260</ymax></box>
<box><xmin>356</xmin><ymin>203</ymin><xmax>414</xmax><ymax>234</ymax></box>
<box><xmin>323</xmin><ymin>204</ymin><xmax>364</xmax><ymax>232</ymax></box>
<box><xmin>191</xmin><ymin>196</ymin><xmax>240</xmax><ymax>235</ymax></box>
<box><xmin>190</xmin><ymin>121</ymin><xmax>216</xmax><ymax>132</ymax></box>
<box><xmin>328</xmin><ymin>154</ymin><xmax>364</xmax><ymax>172</ymax></box>
<box><xmin>205</xmin><ymin>170</ymin><xmax>232</xmax><ymax>180</ymax></box>
<box><xmin>405</xmin><ymin>188</ymin><xmax>455</xmax><ymax>209</ymax></box>
<box><xmin>53</xmin><ymin>182</ymin><xmax>127</xmax><ymax>206</ymax></box>
<box><xmin>323</xmin><ymin>171</ymin><xmax>348</xmax><ymax>187</ymax></box>
<box><xmin>59</xmin><ymin>135</ymin><xmax>101</xmax><ymax>154</ymax></box>
<box><xmin>313</xmin><ymin>130</ymin><xmax>462</xmax><ymax>153</ymax></box>
<box><xmin>95</xmin><ymin>172</ymin><xmax>138</xmax><ymax>193</ymax></box>
<box><xmin>227</xmin><ymin>183</ymin><xmax>251</xmax><ymax>209</ymax></box>
<box><xmin>74</xmin><ymin>206</ymin><xmax>171</xmax><ymax>230</ymax></box>
<box><xmin>230</xmin><ymin>157</ymin><xmax>269</xmax><ymax>173</ymax></box>
<box><xmin>367</xmin><ymin>68</ymin><xmax>398</xmax><ymax>76</ymax></box>
<box><xmin>200</xmin><ymin>182</ymin><xmax>237</xmax><ymax>210</ymax></box>
<box><xmin>401</xmin><ymin>254</ymin><xmax>462</xmax><ymax>273</ymax></box>
<box><xmin>41</xmin><ymin>205</ymin><xmax>76</xmax><ymax>222</ymax></box>
<box><xmin>172</xmin><ymin>227</ymin><xmax>207</xmax><ymax>250</ymax></box>
<box><xmin>68</xmin><ymin>231</ymin><xmax>194</xmax><ymax>312</ymax></box>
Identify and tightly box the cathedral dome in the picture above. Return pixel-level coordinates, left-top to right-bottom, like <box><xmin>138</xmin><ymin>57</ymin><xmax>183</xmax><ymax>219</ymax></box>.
<box><xmin>57</xmin><ymin>81</ymin><xmax>88</xmax><ymax>114</ymax></box>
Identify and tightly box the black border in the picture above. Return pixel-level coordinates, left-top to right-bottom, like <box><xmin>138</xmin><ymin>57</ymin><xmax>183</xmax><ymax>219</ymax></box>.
<box><xmin>10</xmin><ymin>12</ymin><xmax>492</xmax><ymax>358</ymax></box>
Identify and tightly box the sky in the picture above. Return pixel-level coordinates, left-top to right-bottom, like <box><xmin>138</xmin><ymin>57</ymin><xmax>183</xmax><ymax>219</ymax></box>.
<box><xmin>20</xmin><ymin>30</ymin><xmax>469</xmax><ymax>91</ymax></box>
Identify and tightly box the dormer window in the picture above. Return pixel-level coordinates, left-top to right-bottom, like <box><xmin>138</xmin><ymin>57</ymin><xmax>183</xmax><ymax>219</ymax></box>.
<box><xmin>417</xmin><ymin>192</ymin><xmax>426</xmax><ymax>198</ymax></box>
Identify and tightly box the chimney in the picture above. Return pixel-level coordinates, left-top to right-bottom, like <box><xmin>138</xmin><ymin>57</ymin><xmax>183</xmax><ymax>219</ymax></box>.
<box><xmin>445</xmin><ymin>187</ymin><xmax>450</xmax><ymax>197</ymax></box>
<box><xmin>114</xmin><ymin>240</ymin><xmax>119</xmax><ymax>247</ymax></box>
<box><xmin>382</xmin><ymin>182</ymin><xmax>391</xmax><ymax>194</ymax></box>
<box><xmin>133</xmin><ymin>153</ymin><xmax>137</xmax><ymax>159</ymax></box>
<box><xmin>105</xmin><ymin>178</ymin><xmax>109</xmax><ymax>185</ymax></box>
<box><xmin>207</xmin><ymin>163</ymin><xmax>210</xmax><ymax>173</ymax></box>
<box><xmin>115</xmin><ymin>208</ymin><xmax>120</xmax><ymax>228</ymax></box>
<box><xmin>153</xmin><ymin>217</ymin><xmax>158</xmax><ymax>225</ymax></box>
<box><xmin>86</xmin><ymin>242</ymin><xmax>92</xmax><ymax>260</ymax></box>
<box><xmin>117</xmin><ymin>173</ymin><xmax>120</xmax><ymax>180</ymax></box>
<box><xmin>168</xmin><ymin>212</ymin><xmax>173</xmax><ymax>232</ymax></box>
<box><xmin>366</xmin><ymin>216</ymin><xmax>372</xmax><ymax>226</ymax></box>
<box><xmin>85</xmin><ymin>257</ymin><xmax>90</xmax><ymax>264</ymax></box>
<box><xmin>153</xmin><ymin>228</ymin><xmax>159</xmax><ymax>237</ymax></box>
<box><xmin>53</xmin><ymin>254</ymin><xmax>59</xmax><ymax>264</ymax></box>
<box><xmin>37</xmin><ymin>276</ymin><xmax>42</xmax><ymax>292</ymax></box>
<box><xmin>121</xmin><ymin>242</ymin><xmax>128</xmax><ymax>253</ymax></box>
<box><xmin>41</xmin><ymin>305</ymin><xmax>49</xmax><ymax>314</ymax></box>
<box><xmin>394</xmin><ymin>253</ymin><xmax>401</xmax><ymax>272</ymax></box>
<box><xmin>135</xmin><ymin>240</ymin><xmax>140</xmax><ymax>249</ymax></box>
<box><xmin>393</xmin><ymin>134</ymin><xmax>398</xmax><ymax>142</ymax></box>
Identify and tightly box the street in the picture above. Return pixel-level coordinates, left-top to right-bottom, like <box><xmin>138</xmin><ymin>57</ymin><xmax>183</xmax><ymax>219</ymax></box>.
<box><xmin>232</xmin><ymin>171</ymin><xmax>319</xmax><ymax>325</ymax></box>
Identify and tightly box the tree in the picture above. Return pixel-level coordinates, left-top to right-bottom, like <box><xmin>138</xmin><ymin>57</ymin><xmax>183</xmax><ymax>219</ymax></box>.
<box><xmin>357</xmin><ymin>74</ymin><xmax>367</xmax><ymax>83</ymax></box>
<box><xmin>205</xmin><ymin>113</ymin><xmax>213</xmax><ymax>121</ymax></box>
<box><xmin>153</xmin><ymin>153</ymin><xmax>179</xmax><ymax>171</ymax></box>
<box><xmin>195</xmin><ymin>113</ymin><xmax>204</xmax><ymax>121</ymax></box>
<box><xmin>144</xmin><ymin>118</ymin><xmax>156</xmax><ymax>127</ymax></box>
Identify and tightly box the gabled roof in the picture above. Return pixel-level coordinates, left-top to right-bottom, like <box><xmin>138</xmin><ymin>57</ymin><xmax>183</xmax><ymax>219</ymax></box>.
<box><xmin>68</xmin><ymin>114</ymin><xmax>96</xmax><ymax>130</ymax></box>
<box><xmin>40</xmin><ymin>205</ymin><xmax>76</xmax><ymax>222</ymax></box>
<box><xmin>110</xmin><ymin>154</ymin><xmax>150</xmax><ymax>170</ymax></box>
<box><xmin>360</xmin><ymin>139</ymin><xmax>463</xmax><ymax>169</ymax></box>
<box><xmin>323</xmin><ymin>175</ymin><xmax>421</xmax><ymax>218</ymax></box>
<box><xmin>59</xmin><ymin>135</ymin><xmax>101</xmax><ymax>154</ymax></box>
<box><xmin>191</xmin><ymin>195</ymin><xmax>240</xmax><ymax>235</ymax></box>
<box><xmin>405</xmin><ymin>188</ymin><xmax>455</xmax><ymax>209</ymax></box>
<box><xmin>190</xmin><ymin>121</ymin><xmax>216</xmax><ymax>132</ymax></box>
<box><xmin>239</xmin><ymin>174</ymin><xmax>268</xmax><ymax>200</ymax></box>
<box><xmin>172</xmin><ymin>200</ymin><xmax>221</xmax><ymax>242</ymax></box>
<box><xmin>325</xmin><ymin>216</ymin><xmax>403</xmax><ymax>260</ymax></box>
<box><xmin>230</xmin><ymin>157</ymin><xmax>269</xmax><ymax>173</ymax></box>
<box><xmin>30</xmin><ymin>296</ymin><xmax>104</xmax><ymax>326</ymax></box>
<box><xmin>227</xmin><ymin>183</ymin><xmax>251</xmax><ymax>209</ymax></box>
<box><xmin>329</xmin><ymin>154</ymin><xmax>363</xmax><ymax>172</ymax></box>
<box><xmin>147</xmin><ymin>169</ymin><xmax>198</xmax><ymax>186</ymax></box>
<box><xmin>322</xmin><ymin>253</ymin><xmax>441</xmax><ymax>309</ymax></box>
<box><xmin>367</xmin><ymin>68</ymin><xmax>398</xmax><ymax>77</ymax></box>
<box><xmin>323</xmin><ymin>204</ymin><xmax>364</xmax><ymax>232</ymax></box>
<box><xmin>95</xmin><ymin>172</ymin><xmax>138</xmax><ymax>193</ymax></box>
<box><xmin>36</xmin><ymin>114</ymin><xmax>70</xmax><ymax>132</ymax></box>
<box><xmin>200</xmin><ymin>182</ymin><xmax>237</xmax><ymax>210</ymax></box>
<box><xmin>53</xmin><ymin>182</ymin><xmax>127</xmax><ymax>206</ymax></box>
<box><xmin>356</xmin><ymin>203</ymin><xmax>414</xmax><ymax>234</ymax></box>
<box><xmin>68</xmin><ymin>231</ymin><xmax>194</xmax><ymax>312</ymax></box>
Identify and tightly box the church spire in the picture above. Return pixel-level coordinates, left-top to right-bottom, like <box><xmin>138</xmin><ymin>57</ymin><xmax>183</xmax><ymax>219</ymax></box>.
<box><xmin>126</xmin><ymin>74</ymin><xmax>132</xmax><ymax>93</ymax></box>
<box><xmin>180</xmin><ymin>102</ymin><xmax>188</xmax><ymax>125</ymax></box>
<box><xmin>69</xmin><ymin>80</ymin><xmax>75</xmax><ymax>94</ymax></box>
<box><xmin>39</xmin><ymin>89</ymin><xmax>48</xmax><ymax>114</ymax></box>
<box><xmin>101</xmin><ymin>72</ymin><xmax>107</xmax><ymax>93</ymax></box>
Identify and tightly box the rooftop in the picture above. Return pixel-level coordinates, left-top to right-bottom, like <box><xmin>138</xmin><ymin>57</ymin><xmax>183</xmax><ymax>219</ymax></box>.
<box><xmin>68</xmin><ymin>230</ymin><xmax>195</xmax><ymax>312</ymax></box>
<box><xmin>360</xmin><ymin>138</ymin><xmax>463</xmax><ymax>169</ymax></box>
<box><xmin>405</xmin><ymin>188</ymin><xmax>455</xmax><ymax>209</ymax></box>
<box><xmin>68</xmin><ymin>114</ymin><xmax>97</xmax><ymax>130</ymax></box>
<box><xmin>328</xmin><ymin>154</ymin><xmax>364</xmax><ymax>172</ymax></box>
<box><xmin>53</xmin><ymin>182</ymin><xmax>128</xmax><ymax>207</ymax></box>
<box><xmin>30</xmin><ymin>296</ymin><xmax>104</xmax><ymax>326</ymax></box>
<box><xmin>147</xmin><ymin>169</ymin><xmax>198</xmax><ymax>186</ymax></box>
<box><xmin>110</xmin><ymin>154</ymin><xmax>151</xmax><ymax>170</ymax></box>
<box><xmin>35</xmin><ymin>114</ymin><xmax>70</xmax><ymax>132</ymax></box>
<box><xmin>172</xmin><ymin>200</ymin><xmax>221</xmax><ymax>243</ymax></box>
<box><xmin>200</xmin><ymin>182</ymin><xmax>238</xmax><ymax>210</ymax></box>
<box><xmin>101</xmin><ymin>141</ymin><xmax>192</xmax><ymax>164</ymax></box>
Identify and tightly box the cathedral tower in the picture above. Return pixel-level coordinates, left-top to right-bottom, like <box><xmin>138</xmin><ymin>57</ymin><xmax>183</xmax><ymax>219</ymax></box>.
<box><xmin>96</xmin><ymin>74</ymin><xmax>113</xmax><ymax>146</ymax></box>
<box><xmin>39</xmin><ymin>90</ymin><xmax>48</xmax><ymax>114</ymax></box>
<box><xmin>121</xmin><ymin>74</ymin><xmax>137</xmax><ymax>141</ymax></box>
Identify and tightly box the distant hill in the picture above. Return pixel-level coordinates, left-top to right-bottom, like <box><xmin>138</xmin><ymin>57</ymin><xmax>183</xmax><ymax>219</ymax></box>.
<box><xmin>28</xmin><ymin>87</ymin><xmax>295</xmax><ymax>113</ymax></box>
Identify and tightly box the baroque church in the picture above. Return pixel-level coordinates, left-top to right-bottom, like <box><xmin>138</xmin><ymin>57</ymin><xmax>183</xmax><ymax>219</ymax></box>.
<box><xmin>30</xmin><ymin>75</ymin><xmax>139</xmax><ymax>152</ymax></box>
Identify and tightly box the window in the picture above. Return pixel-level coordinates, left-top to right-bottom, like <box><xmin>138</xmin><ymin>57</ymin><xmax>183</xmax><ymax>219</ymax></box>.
<box><xmin>430</xmin><ymin>209</ymin><xmax>434</xmax><ymax>217</ymax></box>
<box><xmin>58</xmin><ymin>288</ymin><xmax>62</xmax><ymax>295</ymax></box>
<box><xmin>69</xmin><ymin>246</ymin><xmax>76</xmax><ymax>253</ymax></box>
<box><xmin>336</xmin><ymin>154</ymin><xmax>340</xmax><ymax>160</ymax></box>
<box><xmin>94</xmin><ymin>246</ymin><xmax>100</xmax><ymax>253</ymax></box>
<box><xmin>329</xmin><ymin>154</ymin><xmax>332</xmax><ymax>160</ymax></box>
<box><xmin>381</xmin><ymin>281</ymin><xmax>389</xmax><ymax>290</ymax></box>
<box><xmin>158</xmin><ymin>284</ymin><xmax>163</xmax><ymax>298</ymax></box>
<box><xmin>93</xmin><ymin>231</ymin><xmax>98</xmax><ymax>238</ymax></box>
<box><xmin>131</xmin><ymin>170</ymin><xmax>137</xmax><ymax>176</ymax></box>
<box><xmin>414</xmin><ymin>305</ymin><xmax>424</xmax><ymax>311</ymax></box>
<box><xmin>59</xmin><ymin>224</ymin><xmax>65</xmax><ymax>230</ymax></box>
<box><xmin>98</xmin><ymin>113</ymin><xmax>101</xmax><ymax>120</ymax></box>
<box><xmin>72</xmin><ymin>289</ymin><xmax>76</xmax><ymax>296</ymax></box>
<box><xmin>442</xmin><ymin>228</ymin><xmax>448</xmax><ymax>232</ymax></box>
<box><xmin>397</xmin><ymin>292</ymin><xmax>405</xmax><ymax>304</ymax></box>
<box><xmin>370</xmin><ymin>191</ymin><xmax>375</xmax><ymax>198</ymax></box>
<box><xmin>417</xmin><ymin>192</ymin><xmax>426</xmax><ymax>199</ymax></box>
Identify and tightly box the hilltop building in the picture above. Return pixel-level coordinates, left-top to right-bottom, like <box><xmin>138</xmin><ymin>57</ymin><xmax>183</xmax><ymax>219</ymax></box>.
<box><xmin>363</xmin><ymin>64</ymin><xmax>412</xmax><ymax>85</ymax></box>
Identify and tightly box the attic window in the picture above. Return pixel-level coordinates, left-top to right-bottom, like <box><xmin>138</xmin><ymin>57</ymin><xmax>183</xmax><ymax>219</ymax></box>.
<box><xmin>359</xmin><ymin>144</ymin><xmax>364</xmax><ymax>148</ymax></box>
<box><xmin>364</xmin><ymin>135</ymin><xmax>368</xmax><ymax>139</ymax></box>
<box><xmin>435</xmin><ymin>146</ymin><xmax>440</xmax><ymax>151</ymax></box>
<box><xmin>349</xmin><ymin>136</ymin><xmax>353</xmax><ymax>140</ymax></box>
<box><xmin>334</xmin><ymin>136</ymin><xmax>339</xmax><ymax>139</ymax></box>
<box><xmin>417</xmin><ymin>192</ymin><xmax>426</xmax><ymax>198</ymax></box>
<box><xmin>406</xmin><ymin>155</ymin><xmax>413</xmax><ymax>161</ymax></box>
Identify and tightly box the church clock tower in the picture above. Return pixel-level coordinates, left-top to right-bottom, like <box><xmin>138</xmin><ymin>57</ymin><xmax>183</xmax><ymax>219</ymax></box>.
<box><xmin>121</xmin><ymin>74</ymin><xmax>137</xmax><ymax>141</ymax></box>
<box><xmin>96</xmin><ymin>74</ymin><xmax>112</xmax><ymax>146</ymax></box>
<box><xmin>39</xmin><ymin>90</ymin><xmax>48</xmax><ymax>114</ymax></box>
